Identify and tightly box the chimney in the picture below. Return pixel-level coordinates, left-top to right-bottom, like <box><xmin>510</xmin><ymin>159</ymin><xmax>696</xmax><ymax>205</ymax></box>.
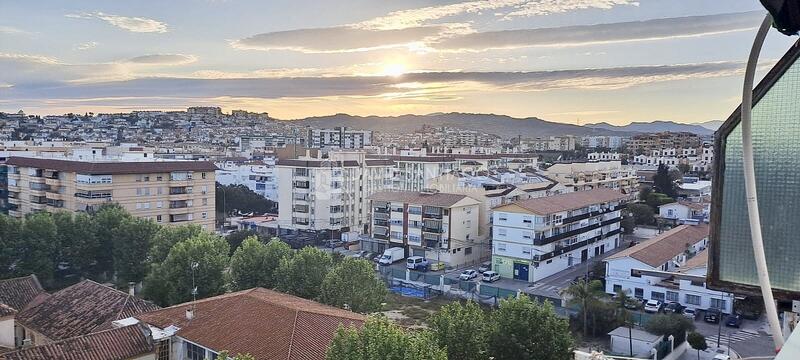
<box><xmin>186</xmin><ymin>307</ymin><xmax>194</xmax><ymax>321</ymax></box>
<box><xmin>128</xmin><ymin>282</ymin><xmax>136</xmax><ymax>296</ymax></box>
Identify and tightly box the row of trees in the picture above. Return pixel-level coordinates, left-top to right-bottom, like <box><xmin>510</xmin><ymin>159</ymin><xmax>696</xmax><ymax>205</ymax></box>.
<box><xmin>215</xmin><ymin>183</ymin><xmax>278</xmax><ymax>221</ymax></box>
<box><xmin>327</xmin><ymin>296</ymin><xmax>573</xmax><ymax>360</ymax></box>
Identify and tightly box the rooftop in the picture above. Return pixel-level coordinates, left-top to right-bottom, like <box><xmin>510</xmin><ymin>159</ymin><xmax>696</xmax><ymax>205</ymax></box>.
<box><xmin>135</xmin><ymin>288</ymin><xmax>365</xmax><ymax>360</ymax></box>
<box><xmin>0</xmin><ymin>324</ymin><xmax>153</xmax><ymax>360</ymax></box>
<box><xmin>0</xmin><ymin>275</ymin><xmax>46</xmax><ymax>317</ymax></box>
<box><xmin>368</xmin><ymin>190</ymin><xmax>480</xmax><ymax>207</ymax></box>
<box><xmin>606</xmin><ymin>224</ymin><xmax>709</xmax><ymax>268</ymax></box>
<box><xmin>496</xmin><ymin>188</ymin><xmax>628</xmax><ymax>215</ymax></box>
<box><xmin>6</xmin><ymin>157</ymin><xmax>217</xmax><ymax>174</ymax></box>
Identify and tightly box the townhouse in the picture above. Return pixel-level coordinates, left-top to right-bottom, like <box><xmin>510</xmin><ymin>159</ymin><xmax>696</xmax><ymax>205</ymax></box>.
<box><xmin>367</xmin><ymin>190</ymin><xmax>482</xmax><ymax>266</ymax></box>
<box><xmin>5</xmin><ymin>157</ymin><xmax>217</xmax><ymax>229</ymax></box>
<box><xmin>491</xmin><ymin>188</ymin><xmax>628</xmax><ymax>282</ymax></box>
<box><xmin>604</xmin><ymin>224</ymin><xmax>733</xmax><ymax>313</ymax></box>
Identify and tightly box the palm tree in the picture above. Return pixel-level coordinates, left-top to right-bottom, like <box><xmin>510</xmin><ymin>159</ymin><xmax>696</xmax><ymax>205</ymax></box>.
<box><xmin>615</xmin><ymin>289</ymin><xmax>636</xmax><ymax>357</ymax></box>
<box><xmin>562</xmin><ymin>279</ymin><xmax>604</xmax><ymax>338</ymax></box>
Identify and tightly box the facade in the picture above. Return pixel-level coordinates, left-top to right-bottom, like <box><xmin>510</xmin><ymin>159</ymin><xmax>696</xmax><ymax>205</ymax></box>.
<box><xmin>276</xmin><ymin>151</ymin><xmax>394</xmax><ymax>238</ymax></box>
<box><xmin>604</xmin><ymin>225</ymin><xmax>733</xmax><ymax>313</ymax></box>
<box><xmin>491</xmin><ymin>188</ymin><xmax>627</xmax><ymax>282</ymax></box>
<box><xmin>582</xmin><ymin>136</ymin><xmax>623</xmax><ymax>150</ymax></box>
<box><xmin>5</xmin><ymin>157</ymin><xmax>217</xmax><ymax>229</ymax></box>
<box><xmin>0</xmin><ymin>275</ymin><xmax>46</xmax><ymax>350</ymax></box>
<box><xmin>658</xmin><ymin>201</ymin><xmax>710</xmax><ymax>224</ymax></box>
<box><xmin>626</xmin><ymin>132</ymin><xmax>702</xmax><ymax>153</ymax></box>
<box><xmin>587</xmin><ymin>152</ymin><xmax>621</xmax><ymax>161</ymax></box>
<box><xmin>525</xmin><ymin>136</ymin><xmax>577</xmax><ymax>151</ymax></box>
<box><xmin>367</xmin><ymin>190</ymin><xmax>481</xmax><ymax>266</ymax></box>
<box><xmin>215</xmin><ymin>159</ymin><xmax>278</xmax><ymax>201</ymax></box>
<box><xmin>307</xmin><ymin>127</ymin><xmax>372</xmax><ymax>149</ymax></box>
<box><xmin>544</xmin><ymin>161</ymin><xmax>638</xmax><ymax>195</ymax></box>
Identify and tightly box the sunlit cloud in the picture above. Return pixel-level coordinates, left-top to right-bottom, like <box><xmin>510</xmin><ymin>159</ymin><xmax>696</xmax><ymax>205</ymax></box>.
<box><xmin>433</xmin><ymin>11</ymin><xmax>763</xmax><ymax>52</ymax></box>
<box><xmin>65</xmin><ymin>12</ymin><xmax>168</xmax><ymax>33</ymax></box>
<box><xmin>126</xmin><ymin>54</ymin><xmax>198</xmax><ymax>65</ymax></box>
<box><xmin>74</xmin><ymin>41</ymin><xmax>99</xmax><ymax>51</ymax></box>
<box><xmin>0</xmin><ymin>25</ymin><xmax>28</xmax><ymax>35</ymax></box>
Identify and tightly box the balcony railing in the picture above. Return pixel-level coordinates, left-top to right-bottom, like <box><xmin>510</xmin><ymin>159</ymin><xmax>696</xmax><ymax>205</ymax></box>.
<box><xmin>374</xmin><ymin>234</ymin><xmax>389</xmax><ymax>240</ymax></box>
<box><xmin>374</xmin><ymin>219</ymin><xmax>389</xmax><ymax>227</ymax></box>
<box><xmin>422</xmin><ymin>226</ymin><xmax>443</xmax><ymax>233</ymax></box>
<box><xmin>374</xmin><ymin>207</ymin><xmax>390</xmax><ymax>214</ymax></box>
<box><xmin>422</xmin><ymin>212</ymin><xmax>443</xmax><ymax>219</ymax></box>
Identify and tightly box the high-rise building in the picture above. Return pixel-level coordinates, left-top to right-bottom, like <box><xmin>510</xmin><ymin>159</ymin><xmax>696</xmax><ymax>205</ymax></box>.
<box><xmin>307</xmin><ymin>127</ymin><xmax>372</xmax><ymax>149</ymax></box>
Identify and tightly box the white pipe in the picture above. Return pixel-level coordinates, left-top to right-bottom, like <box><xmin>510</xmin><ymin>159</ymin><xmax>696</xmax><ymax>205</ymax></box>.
<box><xmin>741</xmin><ymin>13</ymin><xmax>784</xmax><ymax>351</ymax></box>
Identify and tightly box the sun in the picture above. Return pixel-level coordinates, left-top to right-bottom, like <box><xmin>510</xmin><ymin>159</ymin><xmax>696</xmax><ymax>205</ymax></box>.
<box><xmin>381</xmin><ymin>63</ymin><xmax>407</xmax><ymax>77</ymax></box>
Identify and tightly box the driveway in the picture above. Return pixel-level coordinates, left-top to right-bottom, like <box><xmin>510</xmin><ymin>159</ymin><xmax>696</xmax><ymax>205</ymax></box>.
<box><xmin>690</xmin><ymin>315</ymin><xmax>775</xmax><ymax>359</ymax></box>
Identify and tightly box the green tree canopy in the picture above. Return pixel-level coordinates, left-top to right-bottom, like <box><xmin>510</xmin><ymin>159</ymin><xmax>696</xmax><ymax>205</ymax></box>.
<box><xmin>54</xmin><ymin>212</ymin><xmax>98</xmax><ymax>278</ymax></box>
<box><xmin>149</xmin><ymin>224</ymin><xmax>202</xmax><ymax>264</ymax></box>
<box><xmin>562</xmin><ymin>279</ymin><xmax>604</xmax><ymax>338</ymax></box>
<box><xmin>687</xmin><ymin>331</ymin><xmax>708</xmax><ymax>360</ymax></box>
<box><xmin>275</xmin><ymin>246</ymin><xmax>332</xmax><ymax>299</ymax></box>
<box><xmin>150</xmin><ymin>232</ymin><xmax>230</xmax><ymax>305</ymax></box>
<box><xmin>628</xmin><ymin>203</ymin><xmax>656</xmax><ymax>225</ymax></box>
<box><xmin>18</xmin><ymin>212</ymin><xmax>58</xmax><ymax>283</ymax></box>
<box><xmin>320</xmin><ymin>258</ymin><xmax>387</xmax><ymax>313</ymax></box>
<box><xmin>645</xmin><ymin>313</ymin><xmax>695</xmax><ymax>344</ymax></box>
<box><xmin>91</xmin><ymin>203</ymin><xmax>132</xmax><ymax>278</ymax></box>
<box><xmin>487</xmin><ymin>296</ymin><xmax>573</xmax><ymax>360</ymax></box>
<box><xmin>112</xmin><ymin>217</ymin><xmax>159</xmax><ymax>284</ymax></box>
<box><xmin>0</xmin><ymin>215</ymin><xmax>23</xmax><ymax>279</ymax></box>
<box><xmin>428</xmin><ymin>301</ymin><xmax>488</xmax><ymax>360</ymax></box>
<box><xmin>654</xmin><ymin>164</ymin><xmax>677</xmax><ymax>198</ymax></box>
<box><xmin>326</xmin><ymin>316</ymin><xmax>447</xmax><ymax>360</ymax></box>
<box><xmin>216</xmin><ymin>183</ymin><xmax>277</xmax><ymax>217</ymax></box>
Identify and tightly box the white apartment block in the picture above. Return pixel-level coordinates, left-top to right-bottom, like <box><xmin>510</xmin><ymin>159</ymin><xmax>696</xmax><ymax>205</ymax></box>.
<box><xmin>307</xmin><ymin>127</ymin><xmax>372</xmax><ymax>149</ymax></box>
<box><xmin>587</xmin><ymin>152</ymin><xmax>621</xmax><ymax>161</ymax></box>
<box><xmin>582</xmin><ymin>136</ymin><xmax>623</xmax><ymax>150</ymax></box>
<box><xmin>544</xmin><ymin>161</ymin><xmax>638</xmax><ymax>195</ymax></box>
<box><xmin>275</xmin><ymin>151</ymin><xmax>394</xmax><ymax>238</ymax></box>
<box><xmin>659</xmin><ymin>201</ymin><xmax>710</xmax><ymax>225</ymax></box>
<box><xmin>604</xmin><ymin>225</ymin><xmax>733</xmax><ymax>313</ymax></box>
<box><xmin>368</xmin><ymin>190</ymin><xmax>481</xmax><ymax>267</ymax></box>
<box><xmin>215</xmin><ymin>159</ymin><xmax>278</xmax><ymax>201</ymax></box>
<box><xmin>491</xmin><ymin>189</ymin><xmax>627</xmax><ymax>282</ymax></box>
<box><xmin>525</xmin><ymin>136</ymin><xmax>577</xmax><ymax>151</ymax></box>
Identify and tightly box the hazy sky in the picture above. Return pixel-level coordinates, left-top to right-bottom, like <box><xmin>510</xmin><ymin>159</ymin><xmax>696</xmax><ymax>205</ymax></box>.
<box><xmin>1</xmin><ymin>0</ymin><xmax>796</xmax><ymax>124</ymax></box>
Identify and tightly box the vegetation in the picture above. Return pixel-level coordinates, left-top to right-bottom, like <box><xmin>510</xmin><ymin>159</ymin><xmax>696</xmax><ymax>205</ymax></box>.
<box><xmin>215</xmin><ymin>183</ymin><xmax>277</xmax><ymax>218</ymax></box>
<box><xmin>687</xmin><ymin>331</ymin><xmax>708</xmax><ymax>360</ymax></box>
<box><xmin>645</xmin><ymin>313</ymin><xmax>695</xmax><ymax>344</ymax></box>
<box><xmin>563</xmin><ymin>279</ymin><xmax>604</xmax><ymax>337</ymax></box>
<box><xmin>229</xmin><ymin>237</ymin><xmax>292</xmax><ymax>291</ymax></box>
<box><xmin>653</xmin><ymin>164</ymin><xmax>677</xmax><ymax>198</ymax></box>
<box><xmin>621</xmin><ymin>211</ymin><xmax>636</xmax><ymax>234</ymax></box>
<box><xmin>326</xmin><ymin>316</ymin><xmax>447</xmax><ymax>360</ymax></box>
<box><xmin>628</xmin><ymin>203</ymin><xmax>656</xmax><ymax>225</ymax></box>
<box><xmin>428</xmin><ymin>301</ymin><xmax>488</xmax><ymax>360</ymax></box>
<box><xmin>488</xmin><ymin>296</ymin><xmax>573</xmax><ymax>360</ymax></box>
<box><xmin>320</xmin><ymin>258</ymin><xmax>387</xmax><ymax>313</ymax></box>
<box><xmin>275</xmin><ymin>246</ymin><xmax>333</xmax><ymax>299</ymax></box>
<box><xmin>112</xmin><ymin>217</ymin><xmax>160</xmax><ymax>285</ymax></box>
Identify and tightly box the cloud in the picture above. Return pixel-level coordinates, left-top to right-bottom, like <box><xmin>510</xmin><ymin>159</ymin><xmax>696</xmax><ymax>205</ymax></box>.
<box><xmin>354</xmin><ymin>0</ymin><xmax>638</xmax><ymax>30</ymax></box>
<box><xmin>66</xmin><ymin>12</ymin><xmax>168</xmax><ymax>33</ymax></box>
<box><xmin>126</xmin><ymin>54</ymin><xmax>197</xmax><ymax>65</ymax></box>
<box><xmin>74</xmin><ymin>41</ymin><xmax>99</xmax><ymax>51</ymax></box>
<box><xmin>0</xmin><ymin>53</ymin><xmax>128</xmax><ymax>84</ymax></box>
<box><xmin>0</xmin><ymin>25</ymin><xmax>28</xmax><ymax>35</ymax></box>
<box><xmin>231</xmin><ymin>25</ymin><xmax>446</xmax><ymax>53</ymax></box>
<box><xmin>434</xmin><ymin>11</ymin><xmax>764</xmax><ymax>51</ymax></box>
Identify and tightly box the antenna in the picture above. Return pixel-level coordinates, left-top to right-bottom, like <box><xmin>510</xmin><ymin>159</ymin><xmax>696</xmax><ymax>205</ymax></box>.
<box><xmin>190</xmin><ymin>261</ymin><xmax>199</xmax><ymax>302</ymax></box>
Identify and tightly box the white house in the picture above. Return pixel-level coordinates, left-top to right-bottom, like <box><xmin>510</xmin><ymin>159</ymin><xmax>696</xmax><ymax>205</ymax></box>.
<box><xmin>604</xmin><ymin>224</ymin><xmax>733</xmax><ymax>313</ymax></box>
<box><xmin>608</xmin><ymin>327</ymin><xmax>663</xmax><ymax>358</ymax></box>
<box><xmin>658</xmin><ymin>201</ymin><xmax>710</xmax><ymax>224</ymax></box>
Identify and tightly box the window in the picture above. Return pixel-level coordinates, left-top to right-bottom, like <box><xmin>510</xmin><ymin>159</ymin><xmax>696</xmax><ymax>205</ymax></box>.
<box><xmin>157</xmin><ymin>215</ymin><xmax>162</xmax><ymax>222</ymax></box>
<box><xmin>710</xmin><ymin>298</ymin><xmax>726</xmax><ymax>310</ymax></box>
<box><xmin>202</xmin><ymin>212</ymin><xmax>208</xmax><ymax>219</ymax></box>
<box><xmin>497</xmin><ymin>228</ymin><xmax>507</xmax><ymax>236</ymax></box>
<box><xmin>651</xmin><ymin>291</ymin><xmax>665</xmax><ymax>302</ymax></box>
<box><xmin>201</xmin><ymin>185</ymin><xmax>208</xmax><ymax>194</ymax></box>
<box><xmin>157</xmin><ymin>187</ymin><xmax>163</xmax><ymax>195</ymax></box>
<box><xmin>201</xmin><ymin>172</ymin><xmax>206</xmax><ymax>179</ymax></box>
<box><xmin>613</xmin><ymin>284</ymin><xmax>622</xmax><ymax>293</ymax></box>
<box><xmin>685</xmin><ymin>294</ymin><xmax>701</xmax><ymax>305</ymax></box>
<box><xmin>496</xmin><ymin>243</ymin><xmax>506</xmax><ymax>251</ymax></box>
<box><xmin>202</xmin><ymin>198</ymin><xmax>208</xmax><ymax>206</ymax></box>
<box><xmin>157</xmin><ymin>201</ymin><xmax>163</xmax><ymax>208</ymax></box>
<box><xmin>156</xmin><ymin>176</ymin><xmax>163</xmax><ymax>181</ymax></box>
<box><xmin>634</xmin><ymin>288</ymin><xmax>644</xmax><ymax>298</ymax></box>
<box><xmin>498</xmin><ymin>215</ymin><xmax>508</xmax><ymax>221</ymax></box>
<box><xmin>136</xmin><ymin>203</ymin><xmax>142</xmax><ymax>210</ymax></box>
<box><xmin>465</xmin><ymin>247</ymin><xmax>472</xmax><ymax>255</ymax></box>
<box><xmin>136</xmin><ymin>188</ymin><xmax>143</xmax><ymax>196</ymax></box>
<box><xmin>144</xmin><ymin>176</ymin><xmax>150</xmax><ymax>182</ymax></box>
<box><xmin>155</xmin><ymin>340</ymin><xmax>170</xmax><ymax>360</ymax></box>
<box><xmin>186</xmin><ymin>342</ymin><xmax>205</xmax><ymax>360</ymax></box>
<box><xmin>666</xmin><ymin>291</ymin><xmax>679</xmax><ymax>302</ymax></box>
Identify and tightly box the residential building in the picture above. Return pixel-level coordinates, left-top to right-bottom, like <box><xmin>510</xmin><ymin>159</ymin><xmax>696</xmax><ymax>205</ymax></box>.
<box><xmin>375</xmin><ymin>154</ymin><xmax>457</xmax><ymax>191</ymax></box>
<box><xmin>13</xmin><ymin>280</ymin><xmax>158</xmax><ymax>347</ymax></box>
<box><xmin>491</xmin><ymin>188</ymin><xmax>627</xmax><ymax>282</ymax></box>
<box><xmin>132</xmin><ymin>288</ymin><xmax>365</xmax><ymax>360</ymax></box>
<box><xmin>658</xmin><ymin>201</ymin><xmax>710</xmax><ymax>225</ymax></box>
<box><xmin>677</xmin><ymin>179</ymin><xmax>712</xmax><ymax>199</ymax></box>
<box><xmin>524</xmin><ymin>136</ymin><xmax>577</xmax><ymax>151</ymax></box>
<box><xmin>5</xmin><ymin>157</ymin><xmax>217</xmax><ymax>229</ymax></box>
<box><xmin>604</xmin><ymin>224</ymin><xmax>733</xmax><ymax>313</ymax></box>
<box><xmin>0</xmin><ymin>324</ymin><xmax>156</xmax><ymax>360</ymax></box>
<box><xmin>544</xmin><ymin>161</ymin><xmax>638</xmax><ymax>195</ymax></box>
<box><xmin>582</xmin><ymin>136</ymin><xmax>623</xmax><ymax>150</ymax></box>
<box><xmin>367</xmin><ymin>190</ymin><xmax>481</xmax><ymax>266</ymax></box>
<box><xmin>587</xmin><ymin>152</ymin><xmax>621</xmax><ymax>161</ymax></box>
<box><xmin>626</xmin><ymin>132</ymin><xmax>702</xmax><ymax>153</ymax></box>
<box><xmin>276</xmin><ymin>151</ymin><xmax>394</xmax><ymax>238</ymax></box>
<box><xmin>0</xmin><ymin>275</ymin><xmax>46</xmax><ymax>350</ymax></box>
<box><xmin>307</xmin><ymin>127</ymin><xmax>372</xmax><ymax>149</ymax></box>
<box><xmin>608</xmin><ymin>327</ymin><xmax>663</xmax><ymax>358</ymax></box>
<box><xmin>215</xmin><ymin>158</ymin><xmax>278</xmax><ymax>201</ymax></box>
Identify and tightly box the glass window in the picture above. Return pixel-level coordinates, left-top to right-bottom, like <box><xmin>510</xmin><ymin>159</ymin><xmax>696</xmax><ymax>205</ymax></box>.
<box><xmin>651</xmin><ymin>291</ymin><xmax>665</xmax><ymax>302</ymax></box>
<box><xmin>634</xmin><ymin>288</ymin><xmax>644</xmax><ymax>298</ymax></box>
<box><xmin>710</xmin><ymin>298</ymin><xmax>726</xmax><ymax>310</ymax></box>
<box><xmin>613</xmin><ymin>284</ymin><xmax>622</xmax><ymax>293</ymax></box>
<box><xmin>186</xmin><ymin>342</ymin><xmax>205</xmax><ymax>360</ymax></box>
<box><xmin>685</xmin><ymin>294</ymin><xmax>701</xmax><ymax>305</ymax></box>
<box><xmin>666</xmin><ymin>291</ymin><xmax>679</xmax><ymax>302</ymax></box>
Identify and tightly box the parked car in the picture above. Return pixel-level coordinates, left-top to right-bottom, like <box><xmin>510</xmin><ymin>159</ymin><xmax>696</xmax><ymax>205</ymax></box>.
<box><xmin>725</xmin><ymin>314</ymin><xmax>743</xmax><ymax>328</ymax></box>
<box><xmin>644</xmin><ymin>300</ymin><xmax>663</xmax><ymax>313</ymax></box>
<box><xmin>664</xmin><ymin>302</ymin><xmax>685</xmax><ymax>314</ymax></box>
<box><xmin>704</xmin><ymin>308</ymin><xmax>722</xmax><ymax>323</ymax></box>
<box><xmin>482</xmin><ymin>271</ymin><xmax>500</xmax><ymax>283</ymax></box>
<box><xmin>459</xmin><ymin>269</ymin><xmax>478</xmax><ymax>281</ymax></box>
<box><xmin>406</xmin><ymin>256</ymin><xmax>430</xmax><ymax>271</ymax></box>
<box><xmin>682</xmin><ymin>308</ymin><xmax>698</xmax><ymax>320</ymax></box>
<box><xmin>477</xmin><ymin>262</ymin><xmax>492</xmax><ymax>273</ymax></box>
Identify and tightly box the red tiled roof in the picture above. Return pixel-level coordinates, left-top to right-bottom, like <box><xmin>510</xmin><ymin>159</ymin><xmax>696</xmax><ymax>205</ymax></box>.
<box><xmin>6</xmin><ymin>157</ymin><xmax>217</xmax><ymax>174</ymax></box>
<box><xmin>0</xmin><ymin>324</ymin><xmax>153</xmax><ymax>360</ymax></box>
<box><xmin>499</xmin><ymin>188</ymin><xmax>628</xmax><ymax>215</ymax></box>
<box><xmin>15</xmin><ymin>280</ymin><xmax>159</xmax><ymax>341</ymax></box>
<box><xmin>368</xmin><ymin>191</ymin><xmax>479</xmax><ymax>207</ymax></box>
<box><xmin>0</xmin><ymin>275</ymin><xmax>45</xmax><ymax>316</ymax></box>
<box><xmin>136</xmin><ymin>288</ymin><xmax>365</xmax><ymax>360</ymax></box>
<box><xmin>606</xmin><ymin>224</ymin><xmax>709</xmax><ymax>268</ymax></box>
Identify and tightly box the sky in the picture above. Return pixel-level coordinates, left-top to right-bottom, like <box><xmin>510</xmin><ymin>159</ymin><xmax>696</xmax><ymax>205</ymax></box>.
<box><xmin>0</xmin><ymin>0</ymin><xmax>797</xmax><ymax>124</ymax></box>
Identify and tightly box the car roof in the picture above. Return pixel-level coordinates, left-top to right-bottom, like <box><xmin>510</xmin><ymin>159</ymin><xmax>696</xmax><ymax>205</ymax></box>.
<box><xmin>484</xmin><ymin>271</ymin><xmax>497</xmax><ymax>274</ymax></box>
<box><xmin>408</xmin><ymin>256</ymin><xmax>423</xmax><ymax>260</ymax></box>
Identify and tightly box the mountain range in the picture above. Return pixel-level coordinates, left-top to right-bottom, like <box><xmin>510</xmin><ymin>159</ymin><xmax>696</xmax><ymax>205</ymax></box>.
<box><xmin>285</xmin><ymin>113</ymin><xmax>720</xmax><ymax>137</ymax></box>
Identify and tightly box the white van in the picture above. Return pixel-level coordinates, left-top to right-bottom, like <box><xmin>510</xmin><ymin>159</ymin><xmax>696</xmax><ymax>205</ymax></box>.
<box><xmin>406</xmin><ymin>256</ymin><xmax>429</xmax><ymax>270</ymax></box>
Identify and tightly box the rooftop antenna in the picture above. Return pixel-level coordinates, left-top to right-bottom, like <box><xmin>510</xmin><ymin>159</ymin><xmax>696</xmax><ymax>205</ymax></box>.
<box><xmin>190</xmin><ymin>261</ymin><xmax>199</xmax><ymax>302</ymax></box>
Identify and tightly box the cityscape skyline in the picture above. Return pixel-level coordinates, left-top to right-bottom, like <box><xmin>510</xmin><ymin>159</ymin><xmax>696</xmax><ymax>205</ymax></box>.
<box><xmin>1</xmin><ymin>0</ymin><xmax>798</xmax><ymax>124</ymax></box>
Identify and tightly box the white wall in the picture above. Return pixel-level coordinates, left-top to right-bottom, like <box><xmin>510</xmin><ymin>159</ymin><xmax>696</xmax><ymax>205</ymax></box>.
<box><xmin>0</xmin><ymin>318</ymin><xmax>14</xmax><ymax>348</ymax></box>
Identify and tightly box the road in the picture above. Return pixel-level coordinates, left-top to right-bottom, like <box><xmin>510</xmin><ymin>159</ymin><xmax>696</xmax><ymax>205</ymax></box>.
<box><xmin>690</xmin><ymin>315</ymin><xmax>775</xmax><ymax>359</ymax></box>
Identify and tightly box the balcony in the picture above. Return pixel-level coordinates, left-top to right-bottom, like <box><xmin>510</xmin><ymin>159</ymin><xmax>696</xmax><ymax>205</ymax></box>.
<box><xmin>374</xmin><ymin>233</ymin><xmax>389</xmax><ymax>240</ymax></box>
<box><xmin>170</xmin><ymin>200</ymin><xmax>191</xmax><ymax>209</ymax></box>
<box><xmin>170</xmin><ymin>214</ymin><xmax>192</xmax><ymax>223</ymax></box>
<box><xmin>169</xmin><ymin>187</ymin><xmax>190</xmax><ymax>195</ymax></box>
<box><xmin>8</xmin><ymin>209</ymin><xmax>21</xmax><ymax>217</ymax></box>
<box><xmin>8</xmin><ymin>197</ymin><xmax>20</xmax><ymax>205</ymax></box>
<box><xmin>422</xmin><ymin>212</ymin><xmax>443</xmax><ymax>219</ymax></box>
<box><xmin>293</xmin><ymin>181</ymin><xmax>310</xmax><ymax>189</ymax></box>
<box><xmin>374</xmin><ymin>206</ymin><xmax>390</xmax><ymax>214</ymax></box>
<box><xmin>422</xmin><ymin>226</ymin><xmax>443</xmax><ymax>233</ymax></box>
<box><xmin>374</xmin><ymin>219</ymin><xmax>389</xmax><ymax>227</ymax></box>
<box><xmin>75</xmin><ymin>191</ymin><xmax>113</xmax><ymax>202</ymax></box>
<box><xmin>534</xmin><ymin>222</ymin><xmax>603</xmax><ymax>246</ymax></box>
<box><xmin>373</xmin><ymin>212</ymin><xmax>389</xmax><ymax>220</ymax></box>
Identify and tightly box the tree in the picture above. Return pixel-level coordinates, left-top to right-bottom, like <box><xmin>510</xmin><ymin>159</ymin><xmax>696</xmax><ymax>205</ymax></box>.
<box><xmin>562</xmin><ymin>279</ymin><xmax>604</xmax><ymax>338</ymax></box>
<box><xmin>645</xmin><ymin>313</ymin><xmax>695</xmax><ymax>344</ymax></box>
<box><xmin>628</xmin><ymin>203</ymin><xmax>655</xmax><ymax>225</ymax></box>
<box><xmin>677</xmin><ymin>163</ymin><xmax>692</xmax><ymax>175</ymax></box>
<box><xmin>0</xmin><ymin>215</ymin><xmax>23</xmax><ymax>279</ymax></box>
<box><xmin>151</xmin><ymin>232</ymin><xmax>230</xmax><ymax>305</ymax></box>
<box><xmin>320</xmin><ymin>258</ymin><xmax>387</xmax><ymax>313</ymax></box>
<box><xmin>226</xmin><ymin>229</ymin><xmax>261</xmax><ymax>255</ymax></box>
<box><xmin>621</xmin><ymin>211</ymin><xmax>636</xmax><ymax>234</ymax></box>
<box><xmin>112</xmin><ymin>217</ymin><xmax>159</xmax><ymax>284</ymax></box>
<box><xmin>149</xmin><ymin>224</ymin><xmax>202</xmax><ymax>264</ymax></box>
<box><xmin>687</xmin><ymin>331</ymin><xmax>708</xmax><ymax>360</ymax></box>
<box><xmin>654</xmin><ymin>164</ymin><xmax>677</xmax><ymax>198</ymax></box>
<box><xmin>275</xmin><ymin>246</ymin><xmax>332</xmax><ymax>299</ymax></box>
<box><xmin>17</xmin><ymin>213</ymin><xmax>58</xmax><ymax>283</ymax></box>
<box><xmin>428</xmin><ymin>301</ymin><xmax>488</xmax><ymax>360</ymax></box>
<box><xmin>326</xmin><ymin>316</ymin><xmax>447</xmax><ymax>360</ymax></box>
<box><xmin>216</xmin><ymin>352</ymin><xmax>256</xmax><ymax>360</ymax></box>
<box><xmin>55</xmin><ymin>212</ymin><xmax>99</xmax><ymax>278</ymax></box>
<box><xmin>638</xmin><ymin>186</ymin><xmax>653</xmax><ymax>202</ymax></box>
<box><xmin>91</xmin><ymin>203</ymin><xmax>131</xmax><ymax>278</ymax></box>
<box><xmin>216</xmin><ymin>183</ymin><xmax>277</xmax><ymax>218</ymax></box>
<box><xmin>614</xmin><ymin>289</ymin><xmax>636</xmax><ymax>357</ymax></box>
<box><xmin>487</xmin><ymin>296</ymin><xmax>572</xmax><ymax>360</ymax></box>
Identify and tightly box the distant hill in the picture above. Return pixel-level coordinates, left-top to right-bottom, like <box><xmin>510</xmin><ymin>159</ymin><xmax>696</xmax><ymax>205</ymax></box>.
<box><xmin>697</xmin><ymin>120</ymin><xmax>723</xmax><ymax>131</ymax></box>
<box><xmin>286</xmin><ymin>113</ymin><xmax>630</xmax><ymax>138</ymax></box>
<box><xmin>585</xmin><ymin>120</ymin><xmax>715</xmax><ymax>136</ymax></box>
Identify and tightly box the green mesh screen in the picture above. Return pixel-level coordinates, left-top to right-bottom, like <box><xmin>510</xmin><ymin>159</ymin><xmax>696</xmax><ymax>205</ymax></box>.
<box><xmin>718</xmin><ymin>56</ymin><xmax>800</xmax><ymax>293</ymax></box>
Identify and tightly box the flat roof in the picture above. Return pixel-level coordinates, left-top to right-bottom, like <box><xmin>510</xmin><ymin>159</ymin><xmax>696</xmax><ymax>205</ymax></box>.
<box><xmin>369</xmin><ymin>191</ymin><xmax>479</xmax><ymax>207</ymax></box>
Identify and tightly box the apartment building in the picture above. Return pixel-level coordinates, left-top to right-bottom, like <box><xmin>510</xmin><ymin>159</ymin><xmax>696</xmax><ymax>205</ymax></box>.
<box><xmin>544</xmin><ymin>160</ymin><xmax>638</xmax><ymax>195</ymax></box>
<box><xmin>582</xmin><ymin>136</ymin><xmax>624</xmax><ymax>150</ymax></box>
<box><xmin>275</xmin><ymin>151</ymin><xmax>394</xmax><ymax>238</ymax></box>
<box><xmin>491</xmin><ymin>188</ymin><xmax>627</xmax><ymax>282</ymax></box>
<box><xmin>5</xmin><ymin>157</ymin><xmax>217</xmax><ymax>229</ymax></box>
<box><xmin>587</xmin><ymin>152</ymin><xmax>621</xmax><ymax>161</ymax></box>
<box><xmin>604</xmin><ymin>225</ymin><xmax>733</xmax><ymax>313</ymax></box>
<box><xmin>215</xmin><ymin>158</ymin><xmax>278</xmax><ymax>201</ymax></box>
<box><xmin>626</xmin><ymin>132</ymin><xmax>702</xmax><ymax>153</ymax></box>
<box><xmin>378</xmin><ymin>155</ymin><xmax>457</xmax><ymax>191</ymax></box>
<box><xmin>367</xmin><ymin>190</ymin><xmax>481</xmax><ymax>266</ymax></box>
<box><xmin>524</xmin><ymin>136</ymin><xmax>577</xmax><ymax>151</ymax></box>
<box><xmin>307</xmin><ymin>127</ymin><xmax>372</xmax><ymax>149</ymax></box>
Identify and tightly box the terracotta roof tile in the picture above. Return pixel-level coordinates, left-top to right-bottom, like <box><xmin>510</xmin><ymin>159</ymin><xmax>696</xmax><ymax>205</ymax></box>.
<box><xmin>6</xmin><ymin>157</ymin><xmax>217</xmax><ymax>174</ymax></box>
<box><xmin>606</xmin><ymin>224</ymin><xmax>709</xmax><ymax>268</ymax></box>
<box><xmin>368</xmin><ymin>191</ymin><xmax>479</xmax><ymax>207</ymax></box>
<box><xmin>15</xmin><ymin>280</ymin><xmax>159</xmax><ymax>341</ymax></box>
<box><xmin>0</xmin><ymin>324</ymin><xmax>153</xmax><ymax>360</ymax></box>
<box><xmin>498</xmin><ymin>188</ymin><xmax>627</xmax><ymax>215</ymax></box>
<box><xmin>135</xmin><ymin>288</ymin><xmax>364</xmax><ymax>360</ymax></box>
<box><xmin>0</xmin><ymin>275</ymin><xmax>45</xmax><ymax>314</ymax></box>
